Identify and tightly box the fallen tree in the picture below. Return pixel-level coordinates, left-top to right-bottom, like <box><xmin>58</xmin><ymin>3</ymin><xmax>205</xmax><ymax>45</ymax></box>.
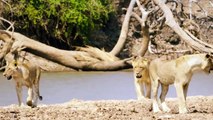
<box><xmin>0</xmin><ymin>30</ymin><xmax>132</xmax><ymax>71</ymax></box>
<box><xmin>0</xmin><ymin>0</ymin><xmax>213</xmax><ymax>71</ymax></box>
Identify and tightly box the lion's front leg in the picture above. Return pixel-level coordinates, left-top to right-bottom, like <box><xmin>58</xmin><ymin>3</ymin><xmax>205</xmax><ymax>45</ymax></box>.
<box><xmin>26</xmin><ymin>87</ymin><xmax>34</xmax><ymax>107</ymax></box>
<box><xmin>16</xmin><ymin>84</ymin><xmax>23</xmax><ymax>107</ymax></box>
<box><xmin>134</xmin><ymin>79</ymin><xmax>145</xmax><ymax>100</ymax></box>
<box><xmin>152</xmin><ymin>80</ymin><xmax>161</xmax><ymax>113</ymax></box>
<box><xmin>174</xmin><ymin>82</ymin><xmax>188</xmax><ymax>114</ymax></box>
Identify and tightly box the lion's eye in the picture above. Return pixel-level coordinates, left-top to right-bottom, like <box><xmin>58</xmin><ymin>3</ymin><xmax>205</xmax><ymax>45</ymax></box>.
<box><xmin>14</xmin><ymin>63</ymin><xmax>17</xmax><ymax>67</ymax></box>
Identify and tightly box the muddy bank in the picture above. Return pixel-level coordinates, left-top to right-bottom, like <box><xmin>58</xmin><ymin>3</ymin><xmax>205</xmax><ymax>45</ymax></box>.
<box><xmin>0</xmin><ymin>96</ymin><xmax>213</xmax><ymax>120</ymax></box>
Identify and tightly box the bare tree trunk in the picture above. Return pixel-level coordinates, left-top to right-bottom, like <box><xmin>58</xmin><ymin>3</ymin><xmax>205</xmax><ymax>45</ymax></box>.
<box><xmin>138</xmin><ymin>25</ymin><xmax>150</xmax><ymax>56</ymax></box>
<box><xmin>110</xmin><ymin>0</ymin><xmax>136</xmax><ymax>56</ymax></box>
<box><xmin>133</xmin><ymin>0</ymin><xmax>151</xmax><ymax>56</ymax></box>
<box><xmin>132</xmin><ymin>12</ymin><xmax>150</xmax><ymax>56</ymax></box>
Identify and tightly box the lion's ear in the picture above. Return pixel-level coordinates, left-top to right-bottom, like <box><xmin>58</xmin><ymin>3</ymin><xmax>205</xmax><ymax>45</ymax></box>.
<box><xmin>142</xmin><ymin>58</ymin><xmax>150</xmax><ymax>65</ymax></box>
<box><xmin>144</xmin><ymin>58</ymin><xmax>148</xmax><ymax>61</ymax></box>
<box><xmin>142</xmin><ymin>59</ymin><xmax>147</xmax><ymax>63</ymax></box>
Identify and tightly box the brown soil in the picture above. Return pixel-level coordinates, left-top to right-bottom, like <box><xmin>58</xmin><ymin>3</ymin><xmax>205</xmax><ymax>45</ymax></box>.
<box><xmin>0</xmin><ymin>1</ymin><xmax>212</xmax><ymax>120</ymax></box>
<box><xmin>1</xmin><ymin>96</ymin><xmax>213</xmax><ymax>120</ymax></box>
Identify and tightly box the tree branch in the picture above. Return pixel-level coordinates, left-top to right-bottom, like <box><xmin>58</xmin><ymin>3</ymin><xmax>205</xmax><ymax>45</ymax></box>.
<box><xmin>130</xmin><ymin>0</ymin><xmax>151</xmax><ymax>56</ymax></box>
<box><xmin>110</xmin><ymin>0</ymin><xmax>136</xmax><ymax>56</ymax></box>
<box><xmin>153</xmin><ymin>0</ymin><xmax>213</xmax><ymax>53</ymax></box>
<box><xmin>0</xmin><ymin>30</ymin><xmax>14</xmax><ymax>60</ymax></box>
<box><xmin>0</xmin><ymin>17</ymin><xmax>14</xmax><ymax>34</ymax></box>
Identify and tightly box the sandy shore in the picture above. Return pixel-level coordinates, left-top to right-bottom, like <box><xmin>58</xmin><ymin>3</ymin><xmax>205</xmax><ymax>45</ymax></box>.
<box><xmin>0</xmin><ymin>96</ymin><xmax>213</xmax><ymax>120</ymax></box>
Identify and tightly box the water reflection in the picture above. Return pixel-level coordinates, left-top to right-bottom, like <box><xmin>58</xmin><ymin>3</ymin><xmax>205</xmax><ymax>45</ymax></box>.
<box><xmin>0</xmin><ymin>71</ymin><xmax>212</xmax><ymax>106</ymax></box>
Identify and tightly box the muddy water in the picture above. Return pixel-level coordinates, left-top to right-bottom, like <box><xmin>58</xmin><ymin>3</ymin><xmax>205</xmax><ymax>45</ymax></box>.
<box><xmin>0</xmin><ymin>71</ymin><xmax>212</xmax><ymax>106</ymax></box>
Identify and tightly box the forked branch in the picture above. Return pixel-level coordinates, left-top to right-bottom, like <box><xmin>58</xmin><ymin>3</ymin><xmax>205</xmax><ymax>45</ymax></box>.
<box><xmin>153</xmin><ymin>0</ymin><xmax>213</xmax><ymax>53</ymax></box>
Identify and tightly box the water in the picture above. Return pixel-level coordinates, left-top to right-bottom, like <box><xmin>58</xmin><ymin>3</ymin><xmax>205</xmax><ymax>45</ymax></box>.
<box><xmin>0</xmin><ymin>71</ymin><xmax>212</xmax><ymax>106</ymax></box>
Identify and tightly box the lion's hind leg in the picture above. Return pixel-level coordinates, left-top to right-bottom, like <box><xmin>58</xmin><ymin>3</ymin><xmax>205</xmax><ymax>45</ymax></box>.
<box><xmin>31</xmin><ymin>69</ymin><xmax>42</xmax><ymax>108</ymax></box>
<box><xmin>160</xmin><ymin>84</ymin><xmax>171</xmax><ymax>112</ymax></box>
<box><xmin>31</xmin><ymin>83</ymin><xmax>42</xmax><ymax>108</ymax></box>
<box><xmin>183</xmin><ymin>83</ymin><xmax>189</xmax><ymax>100</ymax></box>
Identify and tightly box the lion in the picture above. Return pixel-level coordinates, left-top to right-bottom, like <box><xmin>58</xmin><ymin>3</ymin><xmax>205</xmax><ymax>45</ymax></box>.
<box><xmin>3</xmin><ymin>59</ymin><xmax>42</xmax><ymax>108</ymax></box>
<box><xmin>149</xmin><ymin>53</ymin><xmax>212</xmax><ymax>114</ymax></box>
<box><xmin>132</xmin><ymin>56</ymin><xmax>151</xmax><ymax>100</ymax></box>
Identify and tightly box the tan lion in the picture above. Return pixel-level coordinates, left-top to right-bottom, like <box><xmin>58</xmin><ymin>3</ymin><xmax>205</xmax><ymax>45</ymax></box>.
<box><xmin>132</xmin><ymin>56</ymin><xmax>151</xmax><ymax>100</ymax></box>
<box><xmin>149</xmin><ymin>53</ymin><xmax>212</xmax><ymax>114</ymax></box>
<box><xmin>3</xmin><ymin>59</ymin><xmax>42</xmax><ymax>108</ymax></box>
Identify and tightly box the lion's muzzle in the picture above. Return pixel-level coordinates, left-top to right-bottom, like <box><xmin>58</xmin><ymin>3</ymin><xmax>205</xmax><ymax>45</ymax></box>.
<box><xmin>7</xmin><ymin>76</ymin><xmax>12</xmax><ymax>80</ymax></box>
<box><xmin>136</xmin><ymin>73</ymin><xmax>142</xmax><ymax>78</ymax></box>
<box><xmin>3</xmin><ymin>72</ymin><xmax>12</xmax><ymax>80</ymax></box>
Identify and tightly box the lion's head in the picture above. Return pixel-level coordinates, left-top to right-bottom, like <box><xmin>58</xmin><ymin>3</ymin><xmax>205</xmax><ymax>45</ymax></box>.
<box><xmin>3</xmin><ymin>60</ymin><xmax>19</xmax><ymax>80</ymax></box>
<box><xmin>132</xmin><ymin>56</ymin><xmax>150</xmax><ymax>78</ymax></box>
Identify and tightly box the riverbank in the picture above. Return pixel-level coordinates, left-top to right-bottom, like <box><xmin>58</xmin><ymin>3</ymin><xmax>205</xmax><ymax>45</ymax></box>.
<box><xmin>1</xmin><ymin>96</ymin><xmax>213</xmax><ymax>120</ymax></box>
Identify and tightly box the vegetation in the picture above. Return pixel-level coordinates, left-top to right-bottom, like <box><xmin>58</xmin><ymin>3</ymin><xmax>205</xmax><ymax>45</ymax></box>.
<box><xmin>3</xmin><ymin>0</ymin><xmax>114</xmax><ymax>48</ymax></box>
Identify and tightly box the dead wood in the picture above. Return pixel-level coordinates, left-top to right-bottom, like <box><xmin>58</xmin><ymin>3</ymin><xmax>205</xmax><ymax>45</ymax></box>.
<box><xmin>132</xmin><ymin>0</ymin><xmax>151</xmax><ymax>56</ymax></box>
<box><xmin>0</xmin><ymin>31</ymin><xmax>132</xmax><ymax>71</ymax></box>
<box><xmin>110</xmin><ymin>0</ymin><xmax>136</xmax><ymax>56</ymax></box>
<box><xmin>1</xmin><ymin>0</ymin><xmax>213</xmax><ymax>72</ymax></box>
<box><xmin>0</xmin><ymin>30</ymin><xmax>13</xmax><ymax>60</ymax></box>
<box><xmin>153</xmin><ymin>0</ymin><xmax>213</xmax><ymax>53</ymax></box>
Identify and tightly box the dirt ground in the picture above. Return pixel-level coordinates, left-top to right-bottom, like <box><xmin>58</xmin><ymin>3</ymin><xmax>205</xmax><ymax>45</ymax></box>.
<box><xmin>0</xmin><ymin>0</ymin><xmax>212</xmax><ymax>120</ymax></box>
<box><xmin>0</xmin><ymin>96</ymin><xmax>213</xmax><ymax>120</ymax></box>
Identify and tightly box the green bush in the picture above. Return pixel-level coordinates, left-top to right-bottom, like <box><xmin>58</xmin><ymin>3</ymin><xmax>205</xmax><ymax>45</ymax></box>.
<box><xmin>4</xmin><ymin>0</ymin><xmax>114</xmax><ymax>47</ymax></box>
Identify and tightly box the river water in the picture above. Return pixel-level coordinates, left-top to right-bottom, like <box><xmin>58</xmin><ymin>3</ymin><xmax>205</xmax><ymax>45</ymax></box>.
<box><xmin>0</xmin><ymin>71</ymin><xmax>212</xmax><ymax>106</ymax></box>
